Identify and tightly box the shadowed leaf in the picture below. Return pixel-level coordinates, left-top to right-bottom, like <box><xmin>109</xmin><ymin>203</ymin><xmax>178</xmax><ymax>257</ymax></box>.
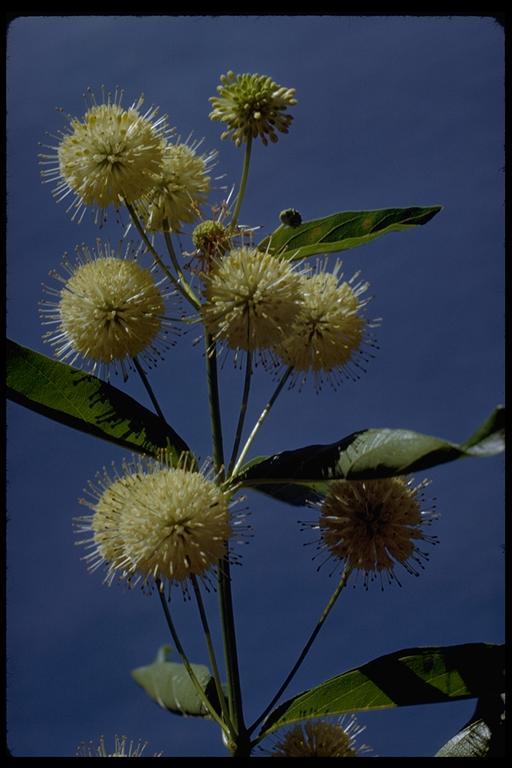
<box><xmin>236</xmin><ymin>408</ymin><xmax>505</xmax><ymax>505</ymax></box>
<box><xmin>260</xmin><ymin>643</ymin><xmax>504</xmax><ymax>738</ymax></box>
<box><xmin>7</xmin><ymin>339</ymin><xmax>192</xmax><ymax>463</ymax></box>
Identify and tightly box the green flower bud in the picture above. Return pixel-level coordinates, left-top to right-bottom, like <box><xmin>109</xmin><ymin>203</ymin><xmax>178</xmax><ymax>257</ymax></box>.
<box><xmin>209</xmin><ymin>71</ymin><xmax>297</xmax><ymax>147</ymax></box>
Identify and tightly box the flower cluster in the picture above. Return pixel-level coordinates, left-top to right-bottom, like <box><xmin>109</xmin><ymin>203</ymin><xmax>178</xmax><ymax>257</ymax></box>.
<box><xmin>75</xmin><ymin>456</ymin><xmax>235</xmax><ymax>588</ymax></box>
<box><xmin>202</xmin><ymin>246</ymin><xmax>302</xmax><ymax>352</ymax></box>
<box><xmin>269</xmin><ymin>717</ymin><xmax>369</xmax><ymax>757</ymax></box>
<box><xmin>40</xmin><ymin>240</ymin><xmax>174</xmax><ymax>379</ymax></box>
<box><xmin>201</xmin><ymin>249</ymin><xmax>376</xmax><ymax>387</ymax></box>
<box><xmin>209</xmin><ymin>71</ymin><xmax>297</xmax><ymax>146</ymax></box>
<box><xmin>305</xmin><ymin>476</ymin><xmax>438</xmax><ymax>587</ymax></box>
<box><xmin>140</xmin><ymin>139</ymin><xmax>217</xmax><ymax>232</ymax></box>
<box><xmin>76</xmin><ymin>735</ymin><xmax>163</xmax><ymax>757</ymax></box>
<box><xmin>274</xmin><ymin>260</ymin><xmax>377</xmax><ymax>389</ymax></box>
<box><xmin>40</xmin><ymin>88</ymin><xmax>214</xmax><ymax>228</ymax></box>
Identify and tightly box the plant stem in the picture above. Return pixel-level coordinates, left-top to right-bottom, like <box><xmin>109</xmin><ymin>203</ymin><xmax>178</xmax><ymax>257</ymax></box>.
<box><xmin>227</xmin><ymin>350</ymin><xmax>253</xmax><ymax>476</ymax></box>
<box><xmin>217</xmin><ymin>554</ymin><xmax>245</xmax><ymax>736</ymax></box>
<box><xmin>125</xmin><ymin>203</ymin><xmax>200</xmax><ymax>310</ymax></box>
<box><xmin>230</xmin><ymin>135</ymin><xmax>252</xmax><ymax>229</ymax></box>
<box><xmin>155</xmin><ymin>579</ymin><xmax>228</xmax><ymax>733</ymax></box>
<box><xmin>231</xmin><ymin>366</ymin><xmax>293</xmax><ymax>478</ymax></box>
<box><xmin>204</xmin><ymin>331</ymin><xmax>245</xmax><ymax>738</ymax></box>
<box><xmin>163</xmin><ymin>223</ymin><xmax>199</xmax><ymax>305</ymax></box>
<box><xmin>132</xmin><ymin>356</ymin><xmax>166</xmax><ymax>422</ymax></box>
<box><xmin>191</xmin><ymin>576</ymin><xmax>234</xmax><ymax>733</ymax></box>
<box><xmin>205</xmin><ymin>333</ymin><xmax>225</xmax><ymax>477</ymax></box>
<box><xmin>248</xmin><ymin>565</ymin><xmax>352</xmax><ymax>738</ymax></box>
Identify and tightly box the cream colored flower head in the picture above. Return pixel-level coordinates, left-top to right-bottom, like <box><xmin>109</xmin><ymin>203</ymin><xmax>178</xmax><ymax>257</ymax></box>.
<box><xmin>269</xmin><ymin>717</ymin><xmax>369</xmax><ymax>758</ymax></box>
<box><xmin>76</xmin><ymin>735</ymin><xmax>163</xmax><ymax>757</ymax></box>
<box><xmin>202</xmin><ymin>246</ymin><xmax>302</xmax><ymax>351</ymax></box>
<box><xmin>307</xmin><ymin>477</ymin><xmax>438</xmax><ymax>588</ymax></box>
<box><xmin>39</xmin><ymin>87</ymin><xmax>169</xmax><ymax>222</ymax></box>
<box><xmin>273</xmin><ymin>260</ymin><xmax>378</xmax><ymax>389</ymax></box>
<box><xmin>140</xmin><ymin>138</ymin><xmax>217</xmax><ymax>232</ymax></box>
<box><xmin>75</xmin><ymin>456</ymin><xmax>234</xmax><ymax>587</ymax></box>
<box><xmin>40</xmin><ymin>240</ymin><xmax>174</xmax><ymax>379</ymax></box>
<box><xmin>209</xmin><ymin>71</ymin><xmax>297</xmax><ymax>146</ymax></box>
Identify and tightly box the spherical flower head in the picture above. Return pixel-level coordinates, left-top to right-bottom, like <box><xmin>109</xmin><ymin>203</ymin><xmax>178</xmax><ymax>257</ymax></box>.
<box><xmin>316</xmin><ymin>477</ymin><xmax>438</xmax><ymax>587</ymax></box>
<box><xmin>209</xmin><ymin>71</ymin><xmax>297</xmax><ymax>146</ymax></box>
<box><xmin>273</xmin><ymin>261</ymin><xmax>376</xmax><ymax>388</ymax></box>
<box><xmin>270</xmin><ymin>717</ymin><xmax>368</xmax><ymax>757</ymax></box>
<box><xmin>76</xmin><ymin>735</ymin><xmax>163</xmax><ymax>757</ymax></box>
<box><xmin>39</xmin><ymin>88</ymin><xmax>169</xmax><ymax>222</ymax></box>
<box><xmin>40</xmin><ymin>240</ymin><xmax>172</xmax><ymax>378</ymax></box>
<box><xmin>202</xmin><ymin>247</ymin><xmax>302</xmax><ymax>351</ymax></box>
<box><xmin>77</xmin><ymin>459</ymin><xmax>232</xmax><ymax>587</ymax></box>
<box><xmin>141</xmin><ymin>140</ymin><xmax>216</xmax><ymax>232</ymax></box>
<box><xmin>192</xmin><ymin>219</ymin><xmax>231</xmax><ymax>259</ymax></box>
<box><xmin>90</xmin><ymin>473</ymin><xmax>142</xmax><ymax>564</ymax></box>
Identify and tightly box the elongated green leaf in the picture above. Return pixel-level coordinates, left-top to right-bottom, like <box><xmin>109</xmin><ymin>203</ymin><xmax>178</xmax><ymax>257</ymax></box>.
<box><xmin>131</xmin><ymin>645</ymin><xmax>220</xmax><ymax>718</ymax></box>
<box><xmin>260</xmin><ymin>643</ymin><xmax>504</xmax><ymax>738</ymax></box>
<box><xmin>7</xmin><ymin>339</ymin><xmax>191</xmax><ymax>463</ymax></box>
<box><xmin>258</xmin><ymin>205</ymin><xmax>442</xmax><ymax>261</ymax></box>
<box><xmin>236</xmin><ymin>407</ymin><xmax>505</xmax><ymax>505</ymax></box>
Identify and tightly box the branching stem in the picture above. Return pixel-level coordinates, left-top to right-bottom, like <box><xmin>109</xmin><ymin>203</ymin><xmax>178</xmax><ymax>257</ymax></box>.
<box><xmin>125</xmin><ymin>203</ymin><xmax>200</xmax><ymax>310</ymax></box>
<box><xmin>155</xmin><ymin>580</ymin><xmax>228</xmax><ymax>732</ymax></box>
<box><xmin>231</xmin><ymin>366</ymin><xmax>293</xmax><ymax>478</ymax></box>
<box><xmin>227</xmin><ymin>350</ymin><xmax>253</xmax><ymax>476</ymax></box>
<box><xmin>191</xmin><ymin>576</ymin><xmax>234</xmax><ymax>733</ymax></box>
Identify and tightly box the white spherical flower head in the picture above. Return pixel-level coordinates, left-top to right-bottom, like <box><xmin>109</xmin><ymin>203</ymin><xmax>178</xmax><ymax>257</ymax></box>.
<box><xmin>273</xmin><ymin>260</ymin><xmax>378</xmax><ymax>388</ymax></box>
<box><xmin>313</xmin><ymin>477</ymin><xmax>438</xmax><ymax>588</ymax></box>
<box><xmin>141</xmin><ymin>139</ymin><xmax>216</xmax><ymax>232</ymax></box>
<box><xmin>117</xmin><ymin>467</ymin><xmax>230</xmax><ymax>583</ymax></box>
<box><xmin>202</xmin><ymin>247</ymin><xmax>302</xmax><ymax>351</ymax></box>
<box><xmin>269</xmin><ymin>717</ymin><xmax>369</xmax><ymax>758</ymax></box>
<box><xmin>76</xmin><ymin>459</ymin><xmax>233</xmax><ymax>587</ymax></box>
<box><xmin>39</xmin><ymin>87</ymin><xmax>169</xmax><ymax>222</ymax></box>
<box><xmin>40</xmin><ymin>240</ymin><xmax>173</xmax><ymax>379</ymax></box>
<box><xmin>76</xmin><ymin>735</ymin><xmax>163</xmax><ymax>757</ymax></box>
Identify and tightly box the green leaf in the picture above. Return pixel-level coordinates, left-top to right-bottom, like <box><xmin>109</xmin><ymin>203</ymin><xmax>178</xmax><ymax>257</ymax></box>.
<box><xmin>131</xmin><ymin>645</ymin><xmax>221</xmax><ymax>718</ymax></box>
<box><xmin>6</xmin><ymin>339</ymin><xmax>191</xmax><ymax>463</ymax></box>
<box><xmin>260</xmin><ymin>643</ymin><xmax>504</xmax><ymax>738</ymax></box>
<box><xmin>236</xmin><ymin>407</ymin><xmax>505</xmax><ymax>505</ymax></box>
<box><xmin>258</xmin><ymin>205</ymin><xmax>442</xmax><ymax>261</ymax></box>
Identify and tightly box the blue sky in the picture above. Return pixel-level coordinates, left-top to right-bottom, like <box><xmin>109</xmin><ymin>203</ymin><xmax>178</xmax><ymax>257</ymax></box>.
<box><xmin>6</xmin><ymin>15</ymin><xmax>504</xmax><ymax>757</ymax></box>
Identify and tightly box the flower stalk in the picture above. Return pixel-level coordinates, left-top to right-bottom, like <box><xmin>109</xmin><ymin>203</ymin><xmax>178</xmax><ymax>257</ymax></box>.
<box><xmin>155</xmin><ymin>579</ymin><xmax>229</xmax><ymax>733</ymax></box>
<box><xmin>249</xmin><ymin>564</ymin><xmax>352</xmax><ymax>739</ymax></box>
<box><xmin>230</xmin><ymin>134</ymin><xmax>252</xmax><ymax>229</ymax></box>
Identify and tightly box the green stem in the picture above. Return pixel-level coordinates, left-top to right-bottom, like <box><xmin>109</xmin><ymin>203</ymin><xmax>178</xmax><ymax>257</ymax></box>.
<box><xmin>227</xmin><ymin>350</ymin><xmax>253</xmax><ymax>476</ymax></box>
<box><xmin>191</xmin><ymin>576</ymin><xmax>234</xmax><ymax>733</ymax></box>
<box><xmin>155</xmin><ymin>579</ymin><xmax>229</xmax><ymax>732</ymax></box>
<box><xmin>204</xmin><ymin>332</ymin><xmax>245</xmax><ymax>738</ymax></box>
<box><xmin>231</xmin><ymin>366</ymin><xmax>292</xmax><ymax>478</ymax></box>
<box><xmin>205</xmin><ymin>332</ymin><xmax>225</xmax><ymax>477</ymax></box>
<box><xmin>249</xmin><ymin>565</ymin><xmax>352</xmax><ymax>738</ymax></box>
<box><xmin>163</xmin><ymin>223</ymin><xmax>199</xmax><ymax>306</ymax></box>
<box><xmin>132</xmin><ymin>356</ymin><xmax>166</xmax><ymax>422</ymax></box>
<box><xmin>125</xmin><ymin>203</ymin><xmax>200</xmax><ymax>310</ymax></box>
<box><xmin>230</xmin><ymin>135</ymin><xmax>252</xmax><ymax>229</ymax></box>
<box><xmin>217</xmin><ymin>554</ymin><xmax>245</xmax><ymax>735</ymax></box>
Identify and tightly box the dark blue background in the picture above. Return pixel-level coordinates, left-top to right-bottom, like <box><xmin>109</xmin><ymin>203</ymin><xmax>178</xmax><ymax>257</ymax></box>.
<box><xmin>6</xmin><ymin>15</ymin><xmax>504</xmax><ymax>757</ymax></box>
